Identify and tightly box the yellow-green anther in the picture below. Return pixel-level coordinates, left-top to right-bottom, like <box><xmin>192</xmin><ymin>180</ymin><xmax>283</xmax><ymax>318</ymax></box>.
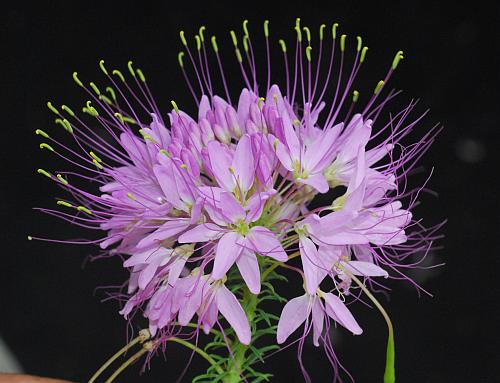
<box><xmin>195</xmin><ymin>35</ymin><xmax>201</xmax><ymax>51</ymax></box>
<box><xmin>37</xmin><ymin>168</ymin><xmax>52</xmax><ymax>179</ymax></box>
<box><xmin>374</xmin><ymin>80</ymin><xmax>385</xmax><ymax>94</ymax></box>
<box><xmin>72</xmin><ymin>72</ymin><xmax>83</xmax><ymax>87</ymax></box>
<box><xmin>243</xmin><ymin>20</ymin><xmax>249</xmax><ymax>37</ymax></box>
<box><xmin>56</xmin><ymin>174</ymin><xmax>68</xmax><ymax>185</ymax></box>
<box><xmin>180</xmin><ymin>30</ymin><xmax>187</xmax><ymax>46</ymax></box>
<box><xmin>230</xmin><ymin>30</ymin><xmax>238</xmax><ymax>47</ymax></box>
<box><xmin>392</xmin><ymin>50</ymin><xmax>404</xmax><ymax>70</ymax></box>
<box><xmin>295</xmin><ymin>25</ymin><xmax>302</xmax><ymax>42</ymax></box>
<box><xmin>114</xmin><ymin>113</ymin><xmax>124</xmax><ymax>124</ymax></box>
<box><xmin>303</xmin><ymin>26</ymin><xmax>311</xmax><ymax>43</ymax></box>
<box><xmin>258</xmin><ymin>97</ymin><xmax>265</xmax><ymax>108</ymax></box>
<box><xmin>57</xmin><ymin>200</ymin><xmax>73</xmax><ymax>207</ymax></box>
<box><xmin>99</xmin><ymin>94</ymin><xmax>113</xmax><ymax>105</ymax></box>
<box><xmin>89</xmin><ymin>151</ymin><xmax>102</xmax><ymax>163</ymax></box>
<box><xmin>93</xmin><ymin>159</ymin><xmax>103</xmax><ymax>169</ymax></box>
<box><xmin>159</xmin><ymin>149</ymin><xmax>171</xmax><ymax>157</ymax></box>
<box><xmin>279</xmin><ymin>39</ymin><xmax>287</xmax><ymax>53</ymax></box>
<box><xmin>360</xmin><ymin>47</ymin><xmax>369</xmax><ymax>63</ymax></box>
<box><xmin>122</xmin><ymin>116</ymin><xmax>136</xmax><ymax>124</ymax></box>
<box><xmin>61</xmin><ymin>105</ymin><xmax>75</xmax><ymax>116</ymax></box>
<box><xmin>178</xmin><ymin>51</ymin><xmax>185</xmax><ymax>68</ymax></box>
<box><xmin>105</xmin><ymin>87</ymin><xmax>116</xmax><ymax>101</ymax></box>
<box><xmin>86</xmin><ymin>101</ymin><xmax>99</xmax><ymax>117</ymax></box>
<box><xmin>242</xmin><ymin>35</ymin><xmax>249</xmax><ymax>52</ymax></box>
<box><xmin>319</xmin><ymin>24</ymin><xmax>326</xmax><ymax>41</ymax></box>
<box><xmin>295</xmin><ymin>17</ymin><xmax>301</xmax><ymax>28</ymax></box>
<box><xmin>211</xmin><ymin>36</ymin><xmax>218</xmax><ymax>53</ymax></box>
<box><xmin>332</xmin><ymin>23</ymin><xmax>339</xmax><ymax>39</ymax></box>
<box><xmin>180</xmin><ymin>163</ymin><xmax>187</xmax><ymax>169</ymax></box>
<box><xmin>99</xmin><ymin>59</ymin><xmax>108</xmax><ymax>75</ymax></box>
<box><xmin>353</xmin><ymin>90</ymin><xmax>359</xmax><ymax>103</ymax></box>
<box><xmin>27</xmin><ymin>235</ymin><xmax>33</xmax><ymax>241</ymax></box>
<box><xmin>138</xmin><ymin>129</ymin><xmax>156</xmax><ymax>143</ymax></box>
<box><xmin>127</xmin><ymin>61</ymin><xmax>136</xmax><ymax>77</ymax></box>
<box><xmin>357</xmin><ymin>36</ymin><xmax>362</xmax><ymax>52</ymax></box>
<box><xmin>340</xmin><ymin>34</ymin><xmax>347</xmax><ymax>52</ymax></box>
<box><xmin>306</xmin><ymin>46</ymin><xmax>312</xmax><ymax>62</ymax></box>
<box><xmin>40</xmin><ymin>143</ymin><xmax>54</xmax><ymax>152</ymax></box>
<box><xmin>235</xmin><ymin>48</ymin><xmax>243</xmax><ymax>63</ymax></box>
<box><xmin>62</xmin><ymin>119</ymin><xmax>73</xmax><ymax>133</ymax></box>
<box><xmin>112</xmin><ymin>69</ymin><xmax>125</xmax><ymax>82</ymax></box>
<box><xmin>77</xmin><ymin>206</ymin><xmax>92</xmax><ymax>215</ymax></box>
<box><xmin>47</xmin><ymin>102</ymin><xmax>60</xmax><ymax>115</ymax></box>
<box><xmin>171</xmin><ymin>100</ymin><xmax>179</xmax><ymax>113</ymax></box>
<box><xmin>89</xmin><ymin>82</ymin><xmax>101</xmax><ymax>95</ymax></box>
<box><xmin>199</xmin><ymin>26</ymin><xmax>206</xmax><ymax>42</ymax></box>
<box><xmin>136</xmin><ymin>68</ymin><xmax>146</xmax><ymax>83</ymax></box>
<box><xmin>35</xmin><ymin>129</ymin><xmax>49</xmax><ymax>138</ymax></box>
<box><xmin>264</xmin><ymin>20</ymin><xmax>269</xmax><ymax>38</ymax></box>
<box><xmin>127</xmin><ymin>192</ymin><xmax>136</xmax><ymax>201</ymax></box>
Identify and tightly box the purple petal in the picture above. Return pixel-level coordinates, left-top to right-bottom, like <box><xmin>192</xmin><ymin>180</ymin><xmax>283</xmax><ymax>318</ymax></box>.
<box><xmin>178</xmin><ymin>223</ymin><xmax>223</xmax><ymax>243</ymax></box>
<box><xmin>233</xmin><ymin>134</ymin><xmax>255</xmax><ymax>192</ymax></box>
<box><xmin>137</xmin><ymin>219</ymin><xmax>190</xmax><ymax>249</ymax></box>
<box><xmin>220</xmin><ymin>192</ymin><xmax>246</xmax><ymax>224</ymax></box>
<box><xmin>299</xmin><ymin>236</ymin><xmax>322</xmax><ymax>294</ymax></box>
<box><xmin>236</xmin><ymin>250</ymin><xmax>261</xmax><ymax>294</ymax></box>
<box><xmin>216</xmin><ymin>284</ymin><xmax>251</xmax><ymax>345</ymax></box>
<box><xmin>212</xmin><ymin>232</ymin><xmax>244</xmax><ymax>279</ymax></box>
<box><xmin>312</xmin><ymin>297</ymin><xmax>325</xmax><ymax>347</ymax></box>
<box><xmin>344</xmin><ymin>261</ymin><xmax>389</xmax><ymax>278</ymax></box>
<box><xmin>324</xmin><ymin>293</ymin><xmax>362</xmax><ymax>335</ymax></box>
<box><xmin>277</xmin><ymin>294</ymin><xmax>311</xmax><ymax>344</ymax></box>
<box><xmin>299</xmin><ymin>173</ymin><xmax>329</xmax><ymax>193</ymax></box>
<box><xmin>207</xmin><ymin>140</ymin><xmax>236</xmax><ymax>191</ymax></box>
<box><xmin>247</xmin><ymin>226</ymin><xmax>287</xmax><ymax>261</ymax></box>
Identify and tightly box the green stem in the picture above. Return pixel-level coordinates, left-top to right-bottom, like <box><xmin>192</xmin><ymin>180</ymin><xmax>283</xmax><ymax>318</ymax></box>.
<box><xmin>169</xmin><ymin>337</ymin><xmax>225</xmax><ymax>375</ymax></box>
<box><xmin>345</xmin><ymin>271</ymin><xmax>395</xmax><ymax>383</ymax></box>
<box><xmin>223</xmin><ymin>287</ymin><xmax>258</xmax><ymax>383</ymax></box>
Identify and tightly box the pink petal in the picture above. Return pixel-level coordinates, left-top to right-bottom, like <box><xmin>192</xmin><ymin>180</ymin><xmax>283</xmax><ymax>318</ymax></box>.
<box><xmin>247</xmin><ymin>226</ymin><xmax>287</xmax><ymax>261</ymax></box>
<box><xmin>212</xmin><ymin>232</ymin><xmax>244</xmax><ymax>279</ymax></box>
<box><xmin>324</xmin><ymin>293</ymin><xmax>362</xmax><ymax>335</ymax></box>
<box><xmin>344</xmin><ymin>261</ymin><xmax>389</xmax><ymax>278</ymax></box>
<box><xmin>299</xmin><ymin>236</ymin><xmax>323</xmax><ymax>294</ymax></box>
<box><xmin>220</xmin><ymin>192</ymin><xmax>246</xmax><ymax>224</ymax></box>
<box><xmin>233</xmin><ymin>134</ymin><xmax>255</xmax><ymax>192</ymax></box>
<box><xmin>137</xmin><ymin>219</ymin><xmax>190</xmax><ymax>249</ymax></box>
<box><xmin>207</xmin><ymin>141</ymin><xmax>236</xmax><ymax>191</ymax></box>
<box><xmin>277</xmin><ymin>294</ymin><xmax>311</xmax><ymax>344</ymax></box>
<box><xmin>236</xmin><ymin>250</ymin><xmax>261</xmax><ymax>294</ymax></box>
<box><xmin>178</xmin><ymin>223</ymin><xmax>223</xmax><ymax>243</ymax></box>
<box><xmin>312</xmin><ymin>297</ymin><xmax>325</xmax><ymax>347</ymax></box>
<box><xmin>216</xmin><ymin>284</ymin><xmax>251</xmax><ymax>345</ymax></box>
<box><xmin>299</xmin><ymin>173</ymin><xmax>329</xmax><ymax>193</ymax></box>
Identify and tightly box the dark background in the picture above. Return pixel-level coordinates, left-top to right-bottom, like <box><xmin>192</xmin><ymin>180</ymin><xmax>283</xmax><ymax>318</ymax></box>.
<box><xmin>1</xmin><ymin>1</ymin><xmax>499</xmax><ymax>382</ymax></box>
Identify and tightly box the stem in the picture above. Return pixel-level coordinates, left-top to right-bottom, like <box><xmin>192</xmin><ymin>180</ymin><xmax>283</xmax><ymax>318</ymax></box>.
<box><xmin>223</xmin><ymin>287</ymin><xmax>258</xmax><ymax>383</ymax></box>
<box><xmin>344</xmin><ymin>271</ymin><xmax>395</xmax><ymax>383</ymax></box>
<box><xmin>169</xmin><ymin>337</ymin><xmax>225</xmax><ymax>375</ymax></box>
<box><xmin>104</xmin><ymin>343</ymin><xmax>151</xmax><ymax>383</ymax></box>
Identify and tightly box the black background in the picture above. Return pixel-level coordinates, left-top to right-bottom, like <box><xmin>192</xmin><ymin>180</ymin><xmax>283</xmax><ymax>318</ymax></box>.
<box><xmin>1</xmin><ymin>1</ymin><xmax>499</xmax><ymax>382</ymax></box>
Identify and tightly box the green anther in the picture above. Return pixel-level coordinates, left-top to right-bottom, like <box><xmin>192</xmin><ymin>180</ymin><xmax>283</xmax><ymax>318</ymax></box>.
<box><xmin>242</xmin><ymin>35</ymin><xmax>249</xmax><ymax>52</ymax></box>
<box><xmin>122</xmin><ymin>116</ymin><xmax>136</xmax><ymax>124</ymax></box>
<box><xmin>179</xmin><ymin>30</ymin><xmax>187</xmax><ymax>46</ymax></box>
<box><xmin>319</xmin><ymin>24</ymin><xmax>326</xmax><ymax>41</ymax></box>
<box><xmin>159</xmin><ymin>149</ymin><xmax>171</xmax><ymax>157</ymax></box>
<box><xmin>77</xmin><ymin>206</ymin><xmax>92</xmax><ymax>215</ymax></box>
<box><xmin>89</xmin><ymin>151</ymin><xmax>102</xmax><ymax>163</ymax></box>
<box><xmin>199</xmin><ymin>26</ymin><xmax>206</xmax><ymax>42</ymax></box>
<box><xmin>230</xmin><ymin>30</ymin><xmax>238</xmax><ymax>47</ymax></box>
<box><xmin>112</xmin><ymin>69</ymin><xmax>125</xmax><ymax>82</ymax></box>
<box><xmin>136</xmin><ymin>68</ymin><xmax>146</xmax><ymax>82</ymax></box>
<box><xmin>72</xmin><ymin>72</ymin><xmax>83</xmax><ymax>87</ymax></box>
<box><xmin>279</xmin><ymin>39</ymin><xmax>287</xmax><ymax>53</ymax></box>
<box><xmin>92</xmin><ymin>159</ymin><xmax>103</xmax><ymax>169</ymax></box>
<box><xmin>62</xmin><ymin>119</ymin><xmax>73</xmax><ymax>133</ymax></box>
<box><xmin>354</xmin><ymin>35</ymin><xmax>362</xmax><ymax>52</ymax></box>
<box><xmin>264</xmin><ymin>20</ymin><xmax>269</xmax><ymax>38</ymax></box>
<box><xmin>332</xmin><ymin>23</ymin><xmax>339</xmax><ymax>39</ymax></box>
<box><xmin>170</xmin><ymin>100</ymin><xmax>179</xmax><ymax>113</ymax></box>
<box><xmin>57</xmin><ymin>200</ymin><xmax>73</xmax><ymax>207</ymax></box>
<box><xmin>235</xmin><ymin>48</ymin><xmax>243</xmax><ymax>63</ymax></box>
<box><xmin>360</xmin><ymin>46</ymin><xmax>369</xmax><ymax>63</ymax></box>
<box><xmin>127</xmin><ymin>192</ymin><xmax>136</xmax><ymax>201</ymax></box>
<box><xmin>89</xmin><ymin>82</ymin><xmax>101</xmax><ymax>95</ymax></box>
<box><xmin>86</xmin><ymin>101</ymin><xmax>99</xmax><ymax>116</ymax></box>
<box><xmin>56</xmin><ymin>174</ymin><xmax>68</xmax><ymax>185</ymax></box>
<box><xmin>211</xmin><ymin>36</ymin><xmax>218</xmax><ymax>53</ymax></box>
<box><xmin>47</xmin><ymin>102</ymin><xmax>60</xmax><ymax>115</ymax></box>
<box><xmin>374</xmin><ymin>80</ymin><xmax>385</xmax><ymax>94</ymax></box>
<box><xmin>195</xmin><ymin>35</ymin><xmax>201</xmax><ymax>51</ymax></box>
<box><xmin>340</xmin><ymin>34</ymin><xmax>347</xmax><ymax>52</ymax></box>
<box><xmin>352</xmin><ymin>90</ymin><xmax>360</xmax><ymax>103</ymax></box>
<box><xmin>99</xmin><ymin>59</ymin><xmax>108</xmax><ymax>75</ymax></box>
<box><xmin>61</xmin><ymin>105</ymin><xmax>75</xmax><ymax>117</ymax></box>
<box><xmin>138</xmin><ymin>129</ymin><xmax>157</xmax><ymax>144</ymax></box>
<box><xmin>99</xmin><ymin>94</ymin><xmax>113</xmax><ymax>105</ymax></box>
<box><xmin>392</xmin><ymin>50</ymin><xmax>404</xmax><ymax>70</ymax></box>
<box><xmin>114</xmin><ymin>112</ymin><xmax>124</xmax><ymax>123</ymax></box>
<box><xmin>27</xmin><ymin>236</ymin><xmax>33</xmax><ymax>241</ymax></box>
<box><xmin>178</xmin><ymin>51</ymin><xmax>185</xmax><ymax>68</ymax></box>
<box><xmin>303</xmin><ymin>26</ymin><xmax>311</xmax><ymax>43</ymax></box>
<box><xmin>39</xmin><ymin>143</ymin><xmax>54</xmax><ymax>152</ymax></box>
<box><xmin>242</xmin><ymin>19</ymin><xmax>249</xmax><ymax>37</ymax></box>
<box><xmin>306</xmin><ymin>46</ymin><xmax>312</xmax><ymax>62</ymax></box>
<box><xmin>295</xmin><ymin>17</ymin><xmax>301</xmax><ymax>28</ymax></box>
<box><xmin>180</xmin><ymin>163</ymin><xmax>187</xmax><ymax>169</ymax></box>
<box><xmin>294</xmin><ymin>25</ymin><xmax>302</xmax><ymax>42</ymax></box>
<box><xmin>127</xmin><ymin>61</ymin><xmax>136</xmax><ymax>77</ymax></box>
<box><xmin>35</xmin><ymin>129</ymin><xmax>49</xmax><ymax>138</ymax></box>
<box><xmin>258</xmin><ymin>97</ymin><xmax>265</xmax><ymax>108</ymax></box>
<box><xmin>37</xmin><ymin>169</ymin><xmax>52</xmax><ymax>179</ymax></box>
<box><xmin>105</xmin><ymin>87</ymin><xmax>116</xmax><ymax>101</ymax></box>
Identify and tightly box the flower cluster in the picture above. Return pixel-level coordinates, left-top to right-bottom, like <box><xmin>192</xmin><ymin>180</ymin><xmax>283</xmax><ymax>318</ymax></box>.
<box><xmin>33</xmin><ymin>19</ymin><xmax>442</xmax><ymax>382</ymax></box>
